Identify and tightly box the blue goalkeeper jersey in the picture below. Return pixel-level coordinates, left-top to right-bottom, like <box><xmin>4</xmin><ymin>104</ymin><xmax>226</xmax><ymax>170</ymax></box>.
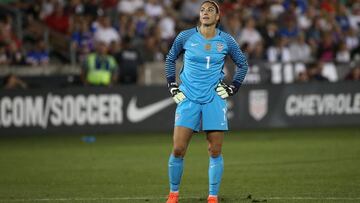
<box><xmin>165</xmin><ymin>27</ymin><xmax>248</xmax><ymax>103</ymax></box>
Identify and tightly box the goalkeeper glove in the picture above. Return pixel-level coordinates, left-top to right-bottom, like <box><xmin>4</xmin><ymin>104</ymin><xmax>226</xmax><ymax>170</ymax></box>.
<box><xmin>216</xmin><ymin>81</ymin><xmax>238</xmax><ymax>99</ymax></box>
<box><xmin>168</xmin><ymin>82</ymin><xmax>186</xmax><ymax>104</ymax></box>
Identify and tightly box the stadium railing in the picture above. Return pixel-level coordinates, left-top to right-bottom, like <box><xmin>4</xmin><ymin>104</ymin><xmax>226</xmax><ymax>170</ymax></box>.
<box><xmin>0</xmin><ymin>61</ymin><xmax>356</xmax><ymax>87</ymax></box>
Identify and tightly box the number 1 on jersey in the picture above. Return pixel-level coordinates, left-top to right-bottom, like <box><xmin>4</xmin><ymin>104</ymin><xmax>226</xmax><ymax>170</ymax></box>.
<box><xmin>206</xmin><ymin>56</ymin><xmax>210</xmax><ymax>69</ymax></box>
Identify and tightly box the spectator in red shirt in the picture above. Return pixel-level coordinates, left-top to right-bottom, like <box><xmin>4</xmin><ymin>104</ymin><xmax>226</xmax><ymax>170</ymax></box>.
<box><xmin>321</xmin><ymin>0</ymin><xmax>336</xmax><ymax>14</ymax></box>
<box><xmin>0</xmin><ymin>15</ymin><xmax>22</xmax><ymax>49</ymax></box>
<box><xmin>45</xmin><ymin>3</ymin><xmax>70</xmax><ymax>34</ymax></box>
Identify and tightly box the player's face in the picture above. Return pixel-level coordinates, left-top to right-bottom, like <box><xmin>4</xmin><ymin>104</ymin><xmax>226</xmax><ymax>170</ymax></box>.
<box><xmin>199</xmin><ymin>2</ymin><xmax>219</xmax><ymax>27</ymax></box>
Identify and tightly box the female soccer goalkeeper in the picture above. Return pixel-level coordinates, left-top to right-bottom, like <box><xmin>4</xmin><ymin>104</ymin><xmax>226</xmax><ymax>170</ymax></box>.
<box><xmin>164</xmin><ymin>1</ymin><xmax>248</xmax><ymax>202</ymax></box>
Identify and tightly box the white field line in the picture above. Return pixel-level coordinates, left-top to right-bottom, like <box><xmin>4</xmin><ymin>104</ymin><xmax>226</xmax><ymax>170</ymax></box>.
<box><xmin>2</xmin><ymin>196</ymin><xmax>360</xmax><ymax>202</ymax></box>
<box><xmin>265</xmin><ymin>197</ymin><xmax>360</xmax><ymax>200</ymax></box>
<box><xmin>1</xmin><ymin>197</ymin><xmax>165</xmax><ymax>202</ymax></box>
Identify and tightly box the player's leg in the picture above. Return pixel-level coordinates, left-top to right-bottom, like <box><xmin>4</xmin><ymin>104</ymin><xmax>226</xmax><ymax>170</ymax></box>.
<box><xmin>167</xmin><ymin>99</ymin><xmax>201</xmax><ymax>203</ymax></box>
<box><xmin>202</xmin><ymin>95</ymin><xmax>228</xmax><ymax>202</ymax></box>
<box><xmin>169</xmin><ymin>126</ymin><xmax>193</xmax><ymax>192</ymax></box>
<box><xmin>206</xmin><ymin>131</ymin><xmax>224</xmax><ymax>202</ymax></box>
<box><xmin>167</xmin><ymin>126</ymin><xmax>193</xmax><ymax>203</ymax></box>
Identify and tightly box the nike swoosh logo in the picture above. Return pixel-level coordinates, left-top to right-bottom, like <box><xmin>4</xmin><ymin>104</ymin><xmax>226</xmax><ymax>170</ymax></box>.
<box><xmin>191</xmin><ymin>43</ymin><xmax>199</xmax><ymax>46</ymax></box>
<box><xmin>127</xmin><ymin>97</ymin><xmax>174</xmax><ymax>123</ymax></box>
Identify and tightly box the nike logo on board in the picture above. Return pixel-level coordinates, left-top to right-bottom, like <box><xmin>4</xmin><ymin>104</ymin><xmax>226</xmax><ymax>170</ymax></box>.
<box><xmin>127</xmin><ymin>97</ymin><xmax>174</xmax><ymax>123</ymax></box>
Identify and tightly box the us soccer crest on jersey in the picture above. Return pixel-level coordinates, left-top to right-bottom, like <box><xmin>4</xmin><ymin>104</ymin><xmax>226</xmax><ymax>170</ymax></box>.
<box><xmin>216</xmin><ymin>42</ymin><xmax>224</xmax><ymax>52</ymax></box>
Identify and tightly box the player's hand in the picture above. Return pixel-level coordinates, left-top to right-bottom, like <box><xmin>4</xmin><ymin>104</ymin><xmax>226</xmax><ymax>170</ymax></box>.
<box><xmin>216</xmin><ymin>81</ymin><xmax>237</xmax><ymax>99</ymax></box>
<box><xmin>168</xmin><ymin>82</ymin><xmax>186</xmax><ymax>104</ymax></box>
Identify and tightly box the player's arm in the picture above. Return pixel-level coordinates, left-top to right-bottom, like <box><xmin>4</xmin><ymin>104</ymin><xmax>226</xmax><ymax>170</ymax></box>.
<box><xmin>165</xmin><ymin>32</ymin><xmax>187</xmax><ymax>103</ymax></box>
<box><xmin>216</xmin><ymin>34</ymin><xmax>249</xmax><ymax>99</ymax></box>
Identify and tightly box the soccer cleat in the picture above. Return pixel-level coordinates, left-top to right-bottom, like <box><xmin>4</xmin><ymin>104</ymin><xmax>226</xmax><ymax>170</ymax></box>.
<box><xmin>207</xmin><ymin>196</ymin><xmax>218</xmax><ymax>203</ymax></box>
<box><xmin>166</xmin><ymin>192</ymin><xmax>179</xmax><ymax>203</ymax></box>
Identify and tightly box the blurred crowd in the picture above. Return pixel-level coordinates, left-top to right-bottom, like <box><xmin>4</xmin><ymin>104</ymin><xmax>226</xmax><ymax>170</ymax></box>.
<box><xmin>1</xmin><ymin>0</ymin><xmax>360</xmax><ymax>85</ymax></box>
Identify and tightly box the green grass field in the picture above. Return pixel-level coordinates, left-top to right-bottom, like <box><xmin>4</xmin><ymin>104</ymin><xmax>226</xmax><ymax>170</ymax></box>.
<box><xmin>0</xmin><ymin>128</ymin><xmax>359</xmax><ymax>203</ymax></box>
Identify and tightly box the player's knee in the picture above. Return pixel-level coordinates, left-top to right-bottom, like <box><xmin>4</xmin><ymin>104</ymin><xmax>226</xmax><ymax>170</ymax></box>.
<box><xmin>208</xmin><ymin>145</ymin><xmax>222</xmax><ymax>157</ymax></box>
<box><xmin>173</xmin><ymin>147</ymin><xmax>186</xmax><ymax>157</ymax></box>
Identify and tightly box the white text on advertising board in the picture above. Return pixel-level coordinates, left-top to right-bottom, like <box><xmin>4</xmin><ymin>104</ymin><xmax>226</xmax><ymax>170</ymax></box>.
<box><xmin>0</xmin><ymin>94</ymin><xmax>123</xmax><ymax>128</ymax></box>
<box><xmin>286</xmin><ymin>93</ymin><xmax>360</xmax><ymax>116</ymax></box>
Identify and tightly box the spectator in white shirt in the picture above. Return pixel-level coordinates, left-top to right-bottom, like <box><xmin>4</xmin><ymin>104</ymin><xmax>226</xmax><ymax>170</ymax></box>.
<box><xmin>267</xmin><ymin>37</ymin><xmax>291</xmax><ymax>63</ymax></box>
<box><xmin>180</xmin><ymin>0</ymin><xmax>202</xmax><ymax>23</ymax></box>
<box><xmin>345</xmin><ymin>28</ymin><xmax>359</xmax><ymax>51</ymax></box>
<box><xmin>145</xmin><ymin>0</ymin><xmax>164</xmax><ymax>18</ymax></box>
<box><xmin>349</xmin><ymin>4</ymin><xmax>360</xmax><ymax>31</ymax></box>
<box><xmin>298</xmin><ymin>6</ymin><xmax>317</xmax><ymax>31</ymax></box>
<box><xmin>117</xmin><ymin>0</ymin><xmax>144</xmax><ymax>15</ymax></box>
<box><xmin>158</xmin><ymin>11</ymin><xmax>176</xmax><ymax>41</ymax></box>
<box><xmin>289</xmin><ymin>33</ymin><xmax>311</xmax><ymax>62</ymax></box>
<box><xmin>269</xmin><ymin>0</ymin><xmax>285</xmax><ymax>19</ymax></box>
<box><xmin>238</xmin><ymin>17</ymin><xmax>262</xmax><ymax>51</ymax></box>
<box><xmin>336</xmin><ymin>41</ymin><xmax>351</xmax><ymax>63</ymax></box>
<box><xmin>93</xmin><ymin>15</ymin><xmax>120</xmax><ymax>46</ymax></box>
